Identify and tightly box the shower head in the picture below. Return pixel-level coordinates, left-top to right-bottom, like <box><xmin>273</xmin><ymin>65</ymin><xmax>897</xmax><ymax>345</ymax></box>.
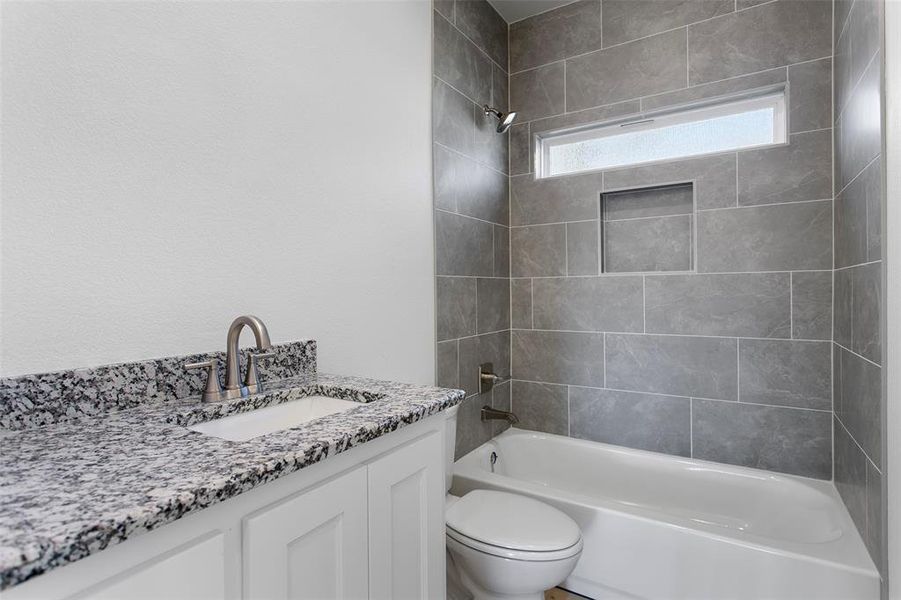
<box><xmin>483</xmin><ymin>105</ymin><xmax>517</xmax><ymax>134</ymax></box>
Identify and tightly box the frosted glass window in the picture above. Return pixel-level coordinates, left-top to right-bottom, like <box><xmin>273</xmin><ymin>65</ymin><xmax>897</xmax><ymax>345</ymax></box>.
<box><xmin>537</xmin><ymin>92</ymin><xmax>786</xmax><ymax>178</ymax></box>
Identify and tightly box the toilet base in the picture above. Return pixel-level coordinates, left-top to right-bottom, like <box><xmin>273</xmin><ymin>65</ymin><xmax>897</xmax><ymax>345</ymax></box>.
<box><xmin>446</xmin><ymin>536</ymin><xmax>580</xmax><ymax>600</ymax></box>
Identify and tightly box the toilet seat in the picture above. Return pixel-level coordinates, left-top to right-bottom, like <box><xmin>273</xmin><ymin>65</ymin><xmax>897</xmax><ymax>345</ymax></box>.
<box><xmin>445</xmin><ymin>490</ymin><xmax>583</xmax><ymax>562</ymax></box>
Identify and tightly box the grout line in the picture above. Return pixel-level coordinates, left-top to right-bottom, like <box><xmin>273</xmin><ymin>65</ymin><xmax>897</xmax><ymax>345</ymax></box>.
<box><xmin>434</xmin><ymin>7</ymin><xmax>508</xmax><ymax>76</ymax></box>
<box><xmin>513</xmin><ymin>328</ymin><xmax>831</xmax><ymax>344</ymax></box>
<box><xmin>529</xmin><ymin>278</ymin><xmax>534</xmax><ymax>329</ymax></box>
<box><xmin>434</xmin><ymin>141</ymin><xmax>509</xmax><ymax>178</ymax></box>
<box><xmin>834</xmin><ymin>341</ymin><xmax>883</xmax><ymax>369</ymax></box>
<box><xmin>509</xmin><ymin>378</ymin><xmax>831</xmax><ymax>413</ymax></box>
<box><xmin>790</xmin><ymin>272</ymin><xmax>794</xmax><ymax>339</ymax></box>
<box><xmin>508</xmin><ymin>269</ymin><xmax>831</xmax><ymax>279</ymax></box>
<box><xmin>642</xmin><ymin>276</ymin><xmax>647</xmax><ymax>333</ymax></box>
<box><xmin>834</xmin><ymin>259</ymin><xmax>883</xmax><ymax>272</ymax></box>
<box><xmin>690</xmin><ymin>398</ymin><xmax>694</xmax><ymax>458</ymax></box>
<box><xmin>602</xmin><ymin>332</ymin><xmax>607</xmax><ymax>387</ymax></box>
<box><xmin>736</xmin><ymin>338</ymin><xmax>741</xmax><ymax>402</ymax></box>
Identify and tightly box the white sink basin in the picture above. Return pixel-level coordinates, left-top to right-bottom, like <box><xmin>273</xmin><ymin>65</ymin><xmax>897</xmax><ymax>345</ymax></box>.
<box><xmin>188</xmin><ymin>395</ymin><xmax>359</xmax><ymax>441</ymax></box>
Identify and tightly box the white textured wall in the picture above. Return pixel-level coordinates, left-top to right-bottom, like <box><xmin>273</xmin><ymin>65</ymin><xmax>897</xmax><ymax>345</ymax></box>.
<box><xmin>0</xmin><ymin>1</ymin><xmax>435</xmax><ymax>382</ymax></box>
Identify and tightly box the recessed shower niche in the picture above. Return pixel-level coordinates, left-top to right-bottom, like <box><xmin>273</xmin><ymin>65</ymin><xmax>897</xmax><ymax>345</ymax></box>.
<box><xmin>601</xmin><ymin>182</ymin><xmax>694</xmax><ymax>273</ymax></box>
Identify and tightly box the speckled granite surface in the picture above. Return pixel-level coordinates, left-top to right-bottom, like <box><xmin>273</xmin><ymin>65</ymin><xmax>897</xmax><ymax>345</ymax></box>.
<box><xmin>0</xmin><ymin>340</ymin><xmax>317</xmax><ymax>430</ymax></box>
<box><xmin>0</xmin><ymin>372</ymin><xmax>464</xmax><ymax>590</ymax></box>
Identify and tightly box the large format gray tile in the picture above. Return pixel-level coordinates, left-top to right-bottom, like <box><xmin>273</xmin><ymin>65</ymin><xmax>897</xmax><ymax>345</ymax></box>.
<box><xmin>792</xmin><ymin>271</ymin><xmax>832</xmax><ymax>341</ymax></box>
<box><xmin>739</xmin><ymin>339</ymin><xmax>831</xmax><ymax>410</ymax></box>
<box><xmin>434</xmin><ymin>144</ymin><xmax>509</xmax><ymax>225</ymax></box>
<box><xmin>436</xmin><ymin>211</ymin><xmax>495</xmax><ymax>276</ymax></box>
<box><xmin>834</xmin><ymin>22</ymin><xmax>854</xmax><ymax>118</ymax></box>
<box><xmin>511</xmin><ymin>224</ymin><xmax>566</xmax><ymax>276</ymax></box>
<box><xmin>509</xmin><ymin>123</ymin><xmax>531</xmax><ymax>175</ymax></box>
<box><xmin>848</xmin><ymin>0</ymin><xmax>882</xmax><ymax>90</ymax></box>
<box><xmin>531</xmin><ymin>276</ymin><xmax>643</xmax><ymax>332</ymax></box>
<box><xmin>510</xmin><ymin>62</ymin><xmax>566</xmax><ymax>122</ymax></box>
<box><xmin>836</xmin><ymin>262</ymin><xmax>882</xmax><ymax>364</ymax></box>
<box><xmin>603</xmin><ymin>0</ymin><xmax>732</xmax><ymax>47</ymax></box>
<box><xmin>455</xmin><ymin>393</ymin><xmax>494</xmax><ymax>458</ymax></box>
<box><xmin>569</xmin><ymin>387</ymin><xmax>691</xmax><ymax>456</ymax></box>
<box><xmin>511</xmin><ymin>171</ymin><xmax>603</xmax><ymax>225</ymax></box>
<box><xmin>434</xmin><ymin>10</ymin><xmax>492</xmax><ymax>105</ymax></box>
<box><xmin>434</xmin><ymin>0</ymin><xmax>454</xmax><ymax>21</ymax></box>
<box><xmin>834</xmin><ymin>267</ymin><xmax>853</xmax><ymax>349</ymax></box>
<box><xmin>511</xmin><ymin>278</ymin><xmax>532</xmax><ymax>329</ymax></box>
<box><xmin>473</xmin><ymin>105</ymin><xmax>509</xmax><ymax>173</ymax></box>
<box><xmin>477</xmin><ymin>277</ymin><xmax>510</xmax><ymax>334</ymax></box>
<box><xmin>834</xmin><ymin>416</ymin><xmax>868</xmax><ymax>538</ymax></box>
<box><xmin>837</xmin><ymin>55</ymin><xmax>882</xmax><ymax>190</ymax></box>
<box><xmin>603</xmin><ymin>183</ymin><xmax>693</xmax><ymax>221</ymax></box>
<box><xmin>511</xmin><ymin>380</ymin><xmax>569</xmax><ymax>435</ymax></box>
<box><xmin>566</xmin><ymin>28</ymin><xmax>687</xmax><ymax>111</ymax></box>
<box><xmin>459</xmin><ymin>330</ymin><xmax>511</xmax><ymax>397</ymax></box>
<box><xmin>865</xmin><ymin>458</ymin><xmax>884</xmax><ymax>570</ymax></box>
<box><xmin>567</xmin><ymin>220</ymin><xmax>599</xmax><ymax>275</ymax></box>
<box><xmin>455</xmin><ymin>386</ymin><xmax>514</xmax><ymax>458</ymax></box>
<box><xmin>605</xmin><ymin>334</ymin><xmax>737</xmax><ymax>400</ymax></box>
<box><xmin>835</xmin><ymin>159</ymin><xmax>878</xmax><ymax>268</ymax></box>
<box><xmin>788</xmin><ymin>58</ymin><xmax>832</xmax><ymax>134</ymax></box>
<box><xmin>604</xmin><ymin>215</ymin><xmax>692</xmax><ymax>273</ymax></box>
<box><xmin>737</xmin><ymin>130</ymin><xmax>833</xmax><ymax>206</ymax></box>
<box><xmin>867</xmin><ymin>160</ymin><xmax>883</xmax><ymax>262</ymax></box>
<box><xmin>837</xmin><ymin>346</ymin><xmax>882</xmax><ymax>468</ymax></box>
<box><xmin>455</xmin><ymin>0</ymin><xmax>509</xmax><ymax>69</ymax></box>
<box><xmin>851</xmin><ymin>262</ymin><xmax>882</xmax><ymax>364</ymax></box>
<box><xmin>692</xmin><ymin>399</ymin><xmax>831</xmax><ymax>479</ymax></box>
<box><xmin>697</xmin><ymin>201</ymin><xmax>832</xmax><ymax>272</ymax></box>
<box><xmin>491</xmin><ymin>381</ymin><xmax>512</xmax><ymax>436</ymax></box>
<box><xmin>509</xmin><ymin>0</ymin><xmax>602</xmax><ymax>73</ymax></box>
<box><xmin>437</xmin><ymin>277</ymin><xmax>477</xmax><ymax>341</ymax></box>
<box><xmin>604</xmin><ymin>154</ymin><xmax>736</xmax><ymax>210</ymax></box>
<box><xmin>645</xmin><ymin>273</ymin><xmax>790</xmax><ymax>338</ymax></box>
<box><xmin>512</xmin><ymin>330</ymin><xmax>605</xmax><ymax>387</ymax></box>
<box><xmin>437</xmin><ymin>340</ymin><xmax>459</xmax><ymax>389</ymax></box>
<box><xmin>687</xmin><ymin>0</ymin><xmax>831</xmax><ymax>85</ymax></box>
<box><xmin>434</xmin><ymin>77</ymin><xmax>475</xmax><ymax>156</ymax></box>
<box><xmin>494</xmin><ymin>224</ymin><xmax>510</xmax><ymax>277</ymax></box>
<box><xmin>641</xmin><ymin>68</ymin><xmax>785</xmax><ymax>113</ymax></box>
<box><xmin>492</xmin><ymin>63</ymin><xmax>509</xmax><ymax>115</ymax></box>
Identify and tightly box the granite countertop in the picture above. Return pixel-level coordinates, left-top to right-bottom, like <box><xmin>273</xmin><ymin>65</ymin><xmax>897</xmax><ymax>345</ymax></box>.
<box><xmin>0</xmin><ymin>373</ymin><xmax>464</xmax><ymax>590</ymax></box>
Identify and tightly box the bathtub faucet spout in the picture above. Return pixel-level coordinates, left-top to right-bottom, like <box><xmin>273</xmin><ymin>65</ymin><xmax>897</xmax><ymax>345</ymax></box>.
<box><xmin>481</xmin><ymin>406</ymin><xmax>519</xmax><ymax>425</ymax></box>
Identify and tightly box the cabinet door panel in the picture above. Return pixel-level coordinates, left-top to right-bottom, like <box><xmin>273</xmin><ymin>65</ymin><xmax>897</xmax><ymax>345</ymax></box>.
<box><xmin>72</xmin><ymin>532</ymin><xmax>227</xmax><ymax>600</ymax></box>
<box><xmin>368</xmin><ymin>432</ymin><xmax>444</xmax><ymax>600</ymax></box>
<box><xmin>244</xmin><ymin>467</ymin><xmax>368</xmax><ymax>600</ymax></box>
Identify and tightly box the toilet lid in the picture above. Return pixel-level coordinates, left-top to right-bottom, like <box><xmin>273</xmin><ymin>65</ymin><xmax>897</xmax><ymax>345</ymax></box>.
<box><xmin>445</xmin><ymin>490</ymin><xmax>581</xmax><ymax>552</ymax></box>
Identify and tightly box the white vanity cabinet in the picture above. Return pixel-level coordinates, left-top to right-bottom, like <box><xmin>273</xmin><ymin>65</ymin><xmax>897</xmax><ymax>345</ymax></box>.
<box><xmin>4</xmin><ymin>416</ymin><xmax>447</xmax><ymax>600</ymax></box>
<box><xmin>244</xmin><ymin>466</ymin><xmax>369</xmax><ymax>599</ymax></box>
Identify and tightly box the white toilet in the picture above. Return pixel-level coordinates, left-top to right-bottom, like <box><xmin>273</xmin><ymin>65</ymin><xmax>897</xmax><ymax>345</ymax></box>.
<box><xmin>444</xmin><ymin>407</ymin><xmax>583</xmax><ymax>600</ymax></box>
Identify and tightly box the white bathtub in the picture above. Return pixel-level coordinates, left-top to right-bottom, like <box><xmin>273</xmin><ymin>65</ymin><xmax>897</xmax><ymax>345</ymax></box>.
<box><xmin>451</xmin><ymin>428</ymin><xmax>880</xmax><ymax>600</ymax></box>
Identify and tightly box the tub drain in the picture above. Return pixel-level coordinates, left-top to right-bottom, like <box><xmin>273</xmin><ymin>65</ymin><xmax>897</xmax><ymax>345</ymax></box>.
<box><xmin>489</xmin><ymin>451</ymin><xmax>498</xmax><ymax>473</ymax></box>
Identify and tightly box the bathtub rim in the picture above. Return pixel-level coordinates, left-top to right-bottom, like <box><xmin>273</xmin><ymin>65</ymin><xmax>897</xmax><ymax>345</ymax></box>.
<box><xmin>452</xmin><ymin>427</ymin><xmax>879</xmax><ymax>580</ymax></box>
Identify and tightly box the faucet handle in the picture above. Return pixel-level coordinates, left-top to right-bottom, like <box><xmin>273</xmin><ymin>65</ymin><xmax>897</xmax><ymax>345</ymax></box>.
<box><xmin>244</xmin><ymin>351</ymin><xmax>276</xmax><ymax>395</ymax></box>
<box><xmin>185</xmin><ymin>358</ymin><xmax>225</xmax><ymax>403</ymax></box>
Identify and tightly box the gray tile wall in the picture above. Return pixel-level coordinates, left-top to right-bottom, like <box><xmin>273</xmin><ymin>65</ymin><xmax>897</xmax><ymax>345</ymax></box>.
<box><xmin>831</xmin><ymin>0</ymin><xmax>885</xmax><ymax>578</ymax></box>
<box><xmin>507</xmin><ymin>0</ymin><xmax>835</xmax><ymax>480</ymax></box>
<box><xmin>433</xmin><ymin>0</ymin><xmax>512</xmax><ymax>459</ymax></box>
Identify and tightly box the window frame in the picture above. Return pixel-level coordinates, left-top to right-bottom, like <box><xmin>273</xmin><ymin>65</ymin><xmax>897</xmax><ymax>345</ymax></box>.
<box><xmin>535</xmin><ymin>89</ymin><xmax>788</xmax><ymax>179</ymax></box>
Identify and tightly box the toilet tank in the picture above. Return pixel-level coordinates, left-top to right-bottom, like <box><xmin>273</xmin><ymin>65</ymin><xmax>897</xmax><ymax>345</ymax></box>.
<box><xmin>444</xmin><ymin>405</ymin><xmax>459</xmax><ymax>492</ymax></box>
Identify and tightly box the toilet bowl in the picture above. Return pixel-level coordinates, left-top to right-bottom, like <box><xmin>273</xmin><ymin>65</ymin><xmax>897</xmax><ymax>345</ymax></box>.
<box><xmin>443</xmin><ymin>407</ymin><xmax>583</xmax><ymax>600</ymax></box>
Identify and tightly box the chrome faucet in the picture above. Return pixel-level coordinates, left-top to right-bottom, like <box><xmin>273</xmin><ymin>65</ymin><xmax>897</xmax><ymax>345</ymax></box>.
<box><xmin>185</xmin><ymin>315</ymin><xmax>274</xmax><ymax>402</ymax></box>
